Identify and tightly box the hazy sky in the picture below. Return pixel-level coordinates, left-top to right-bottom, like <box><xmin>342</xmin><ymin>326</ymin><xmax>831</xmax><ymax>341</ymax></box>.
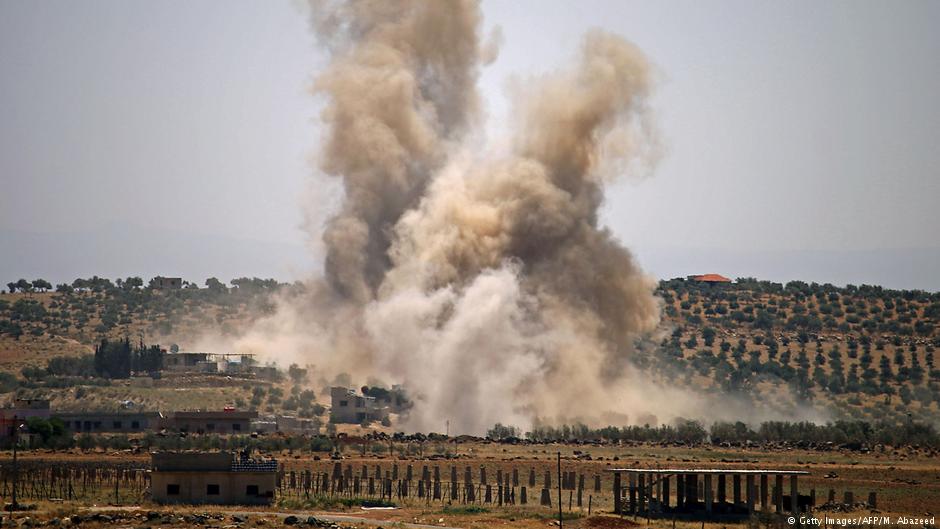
<box><xmin>1</xmin><ymin>1</ymin><xmax>938</xmax><ymax>289</ymax></box>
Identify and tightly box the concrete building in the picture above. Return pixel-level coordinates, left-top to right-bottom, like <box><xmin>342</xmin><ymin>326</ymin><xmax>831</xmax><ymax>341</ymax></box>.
<box><xmin>275</xmin><ymin>415</ymin><xmax>320</xmax><ymax>434</ymax></box>
<box><xmin>151</xmin><ymin>276</ymin><xmax>183</xmax><ymax>289</ymax></box>
<box><xmin>0</xmin><ymin>398</ymin><xmax>50</xmax><ymax>438</ymax></box>
<box><xmin>163</xmin><ymin>410</ymin><xmax>257</xmax><ymax>434</ymax></box>
<box><xmin>151</xmin><ymin>451</ymin><xmax>276</xmax><ymax>505</ymax></box>
<box><xmin>250</xmin><ymin>415</ymin><xmax>319</xmax><ymax>435</ymax></box>
<box><xmin>163</xmin><ymin>352</ymin><xmax>211</xmax><ymax>372</ymax></box>
<box><xmin>329</xmin><ymin>387</ymin><xmax>389</xmax><ymax>424</ymax></box>
<box><xmin>55</xmin><ymin>411</ymin><xmax>162</xmax><ymax>433</ymax></box>
<box><xmin>251</xmin><ymin>419</ymin><xmax>278</xmax><ymax>434</ymax></box>
<box><xmin>163</xmin><ymin>352</ymin><xmax>274</xmax><ymax>379</ymax></box>
<box><xmin>249</xmin><ymin>365</ymin><xmax>280</xmax><ymax>381</ymax></box>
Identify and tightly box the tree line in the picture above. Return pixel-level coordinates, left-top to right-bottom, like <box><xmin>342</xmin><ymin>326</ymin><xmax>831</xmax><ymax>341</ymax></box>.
<box><xmin>489</xmin><ymin>418</ymin><xmax>940</xmax><ymax>448</ymax></box>
<box><xmin>93</xmin><ymin>338</ymin><xmax>164</xmax><ymax>378</ymax></box>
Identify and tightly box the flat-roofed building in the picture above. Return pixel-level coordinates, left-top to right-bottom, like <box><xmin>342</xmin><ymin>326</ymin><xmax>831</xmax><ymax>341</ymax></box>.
<box><xmin>151</xmin><ymin>451</ymin><xmax>276</xmax><ymax>505</ymax></box>
<box><xmin>0</xmin><ymin>398</ymin><xmax>50</xmax><ymax>438</ymax></box>
<box><xmin>275</xmin><ymin>415</ymin><xmax>320</xmax><ymax>434</ymax></box>
<box><xmin>163</xmin><ymin>352</ymin><xmax>210</xmax><ymax>371</ymax></box>
<box><xmin>329</xmin><ymin>386</ymin><xmax>389</xmax><ymax>424</ymax></box>
<box><xmin>163</xmin><ymin>410</ymin><xmax>257</xmax><ymax>434</ymax></box>
<box><xmin>54</xmin><ymin>411</ymin><xmax>162</xmax><ymax>433</ymax></box>
<box><xmin>151</xmin><ymin>277</ymin><xmax>183</xmax><ymax>289</ymax></box>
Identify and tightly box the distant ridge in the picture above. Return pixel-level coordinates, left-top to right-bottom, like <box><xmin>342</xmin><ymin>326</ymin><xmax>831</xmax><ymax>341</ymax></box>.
<box><xmin>633</xmin><ymin>245</ymin><xmax>940</xmax><ymax>292</ymax></box>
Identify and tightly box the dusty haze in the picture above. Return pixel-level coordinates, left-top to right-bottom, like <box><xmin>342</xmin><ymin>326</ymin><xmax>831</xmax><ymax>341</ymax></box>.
<box><xmin>232</xmin><ymin>0</ymin><xmax>824</xmax><ymax>434</ymax></box>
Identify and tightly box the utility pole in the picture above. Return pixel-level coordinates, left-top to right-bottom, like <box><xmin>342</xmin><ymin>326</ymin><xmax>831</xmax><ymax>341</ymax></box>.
<box><xmin>10</xmin><ymin>416</ymin><xmax>21</xmax><ymax>525</ymax></box>
<box><xmin>557</xmin><ymin>452</ymin><xmax>563</xmax><ymax>529</ymax></box>
<box><xmin>447</xmin><ymin>420</ymin><xmax>455</xmax><ymax>456</ymax></box>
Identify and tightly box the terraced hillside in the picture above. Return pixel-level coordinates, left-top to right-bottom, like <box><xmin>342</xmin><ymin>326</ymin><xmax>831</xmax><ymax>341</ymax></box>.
<box><xmin>649</xmin><ymin>278</ymin><xmax>939</xmax><ymax>425</ymax></box>
<box><xmin>0</xmin><ymin>276</ymin><xmax>286</xmax><ymax>372</ymax></box>
<box><xmin>0</xmin><ymin>276</ymin><xmax>938</xmax><ymax>427</ymax></box>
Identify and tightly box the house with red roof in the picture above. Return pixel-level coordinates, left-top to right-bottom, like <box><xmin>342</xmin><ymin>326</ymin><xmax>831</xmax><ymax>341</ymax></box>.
<box><xmin>689</xmin><ymin>274</ymin><xmax>732</xmax><ymax>284</ymax></box>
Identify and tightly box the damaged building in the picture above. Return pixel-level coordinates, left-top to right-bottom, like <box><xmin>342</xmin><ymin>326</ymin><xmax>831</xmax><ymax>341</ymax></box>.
<box><xmin>162</xmin><ymin>352</ymin><xmax>279</xmax><ymax>380</ymax></box>
<box><xmin>329</xmin><ymin>387</ymin><xmax>389</xmax><ymax>424</ymax></box>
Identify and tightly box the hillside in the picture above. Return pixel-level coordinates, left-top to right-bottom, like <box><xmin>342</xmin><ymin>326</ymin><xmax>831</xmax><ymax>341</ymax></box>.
<box><xmin>0</xmin><ymin>276</ymin><xmax>285</xmax><ymax>370</ymax></box>
<box><xmin>0</xmin><ymin>277</ymin><xmax>315</xmax><ymax>419</ymax></box>
<box><xmin>650</xmin><ymin>278</ymin><xmax>939</xmax><ymax>426</ymax></box>
<box><xmin>0</xmin><ymin>275</ymin><xmax>938</xmax><ymax>428</ymax></box>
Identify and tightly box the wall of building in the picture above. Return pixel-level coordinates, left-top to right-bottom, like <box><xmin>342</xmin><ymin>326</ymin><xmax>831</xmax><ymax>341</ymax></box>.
<box><xmin>163</xmin><ymin>353</ymin><xmax>209</xmax><ymax>371</ymax></box>
<box><xmin>0</xmin><ymin>400</ymin><xmax>52</xmax><ymax>438</ymax></box>
<box><xmin>151</xmin><ymin>471</ymin><xmax>275</xmax><ymax>505</ymax></box>
<box><xmin>152</xmin><ymin>451</ymin><xmax>233</xmax><ymax>471</ymax></box>
<box><xmin>329</xmin><ymin>387</ymin><xmax>389</xmax><ymax>424</ymax></box>
<box><xmin>152</xmin><ymin>277</ymin><xmax>182</xmax><ymax>289</ymax></box>
<box><xmin>329</xmin><ymin>387</ymin><xmax>362</xmax><ymax>424</ymax></box>
<box><xmin>57</xmin><ymin>413</ymin><xmax>160</xmax><ymax>433</ymax></box>
<box><xmin>275</xmin><ymin>415</ymin><xmax>319</xmax><ymax>434</ymax></box>
<box><xmin>162</xmin><ymin>412</ymin><xmax>256</xmax><ymax>434</ymax></box>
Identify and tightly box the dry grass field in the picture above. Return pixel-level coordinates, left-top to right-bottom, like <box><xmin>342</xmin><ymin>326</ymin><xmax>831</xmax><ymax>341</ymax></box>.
<box><xmin>1</xmin><ymin>441</ymin><xmax>936</xmax><ymax>528</ymax></box>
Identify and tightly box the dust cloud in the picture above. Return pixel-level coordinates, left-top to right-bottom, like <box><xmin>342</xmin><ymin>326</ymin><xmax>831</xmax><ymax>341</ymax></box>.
<box><xmin>230</xmin><ymin>0</ymin><xmax>817</xmax><ymax>434</ymax></box>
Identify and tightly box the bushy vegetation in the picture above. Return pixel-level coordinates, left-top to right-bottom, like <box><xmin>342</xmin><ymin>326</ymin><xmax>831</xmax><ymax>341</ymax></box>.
<box><xmin>493</xmin><ymin>417</ymin><xmax>940</xmax><ymax>448</ymax></box>
<box><xmin>0</xmin><ymin>416</ymin><xmax>73</xmax><ymax>449</ymax></box>
<box><xmin>0</xmin><ymin>275</ymin><xmax>291</xmax><ymax>343</ymax></box>
<box><xmin>2</xmin><ymin>274</ymin><xmax>938</xmax><ymax>445</ymax></box>
<box><xmin>487</xmin><ymin>423</ymin><xmax>521</xmax><ymax>441</ymax></box>
<box><xmin>524</xmin><ymin>419</ymin><xmax>708</xmax><ymax>445</ymax></box>
<box><xmin>2</xmin><ymin>430</ymin><xmax>337</xmax><ymax>453</ymax></box>
<box><xmin>361</xmin><ymin>385</ymin><xmax>411</xmax><ymax>410</ymax></box>
<box><xmin>709</xmin><ymin>419</ymin><xmax>940</xmax><ymax>447</ymax></box>
<box><xmin>654</xmin><ymin>277</ymin><xmax>940</xmax><ymax>425</ymax></box>
<box><xmin>12</xmin><ymin>353</ymin><xmax>114</xmax><ymax>393</ymax></box>
<box><xmin>93</xmin><ymin>338</ymin><xmax>164</xmax><ymax>378</ymax></box>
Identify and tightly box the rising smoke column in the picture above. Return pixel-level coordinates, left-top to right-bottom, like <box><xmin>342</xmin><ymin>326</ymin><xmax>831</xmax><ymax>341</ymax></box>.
<box><xmin>368</xmin><ymin>30</ymin><xmax>663</xmax><ymax>433</ymax></box>
<box><xmin>309</xmin><ymin>0</ymin><xmax>486</xmax><ymax>303</ymax></box>
<box><xmin>238</xmin><ymin>1</ymin><xmax>690</xmax><ymax>434</ymax></box>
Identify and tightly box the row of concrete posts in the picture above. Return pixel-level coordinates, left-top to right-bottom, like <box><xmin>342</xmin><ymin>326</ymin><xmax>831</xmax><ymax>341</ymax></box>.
<box><xmin>611</xmin><ymin>470</ymin><xmax>810</xmax><ymax>518</ymax></box>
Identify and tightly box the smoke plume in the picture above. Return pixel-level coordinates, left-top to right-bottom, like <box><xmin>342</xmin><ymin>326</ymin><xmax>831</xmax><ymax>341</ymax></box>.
<box><xmin>233</xmin><ymin>0</ymin><xmax>799</xmax><ymax>434</ymax></box>
<box><xmin>309</xmin><ymin>0</ymin><xmax>485</xmax><ymax>303</ymax></box>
